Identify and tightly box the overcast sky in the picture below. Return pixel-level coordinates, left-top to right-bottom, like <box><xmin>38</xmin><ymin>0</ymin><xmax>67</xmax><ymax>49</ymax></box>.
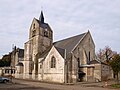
<box><xmin>0</xmin><ymin>0</ymin><xmax>120</xmax><ymax>57</ymax></box>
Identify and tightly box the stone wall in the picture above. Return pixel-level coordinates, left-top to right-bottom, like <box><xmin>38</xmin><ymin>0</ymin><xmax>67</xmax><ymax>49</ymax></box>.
<box><xmin>71</xmin><ymin>31</ymin><xmax>95</xmax><ymax>82</ymax></box>
<box><xmin>0</xmin><ymin>68</ymin><xmax>2</xmax><ymax>76</ymax></box>
<box><xmin>101</xmin><ymin>64</ymin><xmax>110</xmax><ymax>81</ymax></box>
<box><xmin>38</xmin><ymin>46</ymin><xmax>65</xmax><ymax>83</ymax></box>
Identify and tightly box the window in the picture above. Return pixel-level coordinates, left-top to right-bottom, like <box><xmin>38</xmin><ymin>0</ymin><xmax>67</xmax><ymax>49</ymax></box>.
<box><xmin>44</xmin><ymin>31</ymin><xmax>48</xmax><ymax>37</ymax></box>
<box><xmin>32</xmin><ymin>30</ymin><xmax>36</xmax><ymax>37</ymax></box>
<box><xmin>88</xmin><ymin>51</ymin><xmax>90</xmax><ymax>61</ymax></box>
<box><xmin>40</xmin><ymin>64</ymin><xmax>42</xmax><ymax>69</ymax></box>
<box><xmin>87</xmin><ymin>51</ymin><xmax>90</xmax><ymax>64</ymax></box>
<box><xmin>51</xmin><ymin>56</ymin><xmax>56</xmax><ymax>68</ymax></box>
<box><xmin>11</xmin><ymin>70</ymin><xmax>13</xmax><ymax>74</ymax></box>
<box><xmin>77</xmin><ymin>58</ymin><xmax>80</xmax><ymax>67</ymax></box>
<box><xmin>5</xmin><ymin>70</ymin><xmax>7</xmax><ymax>73</ymax></box>
<box><xmin>33</xmin><ymin>24</ymin><xmax>35</xmax><ymax>29</ymax></box>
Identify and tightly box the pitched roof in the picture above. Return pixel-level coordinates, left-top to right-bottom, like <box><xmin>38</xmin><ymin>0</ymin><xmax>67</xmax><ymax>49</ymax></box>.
<box><xmin>18</xmin><ymin>49</ymin><xmax>24</xmax><ymax>58</ymax></box>
<box><xmin>34</xmin><ymin>18</ymin><xmax>52</xmax><ymax>32</ymax></box>
<box><xmin>16</xmin><ymin>62</ymin><xmax>23</xmax><ymax>66</ymax></box>
<box><xmin>53</xmin><ymin>33</ymin><xmax>86</xmax><ymax>53</ymax></box>
<box><xmin>39</xmin><ymin>46</ymin><xmax>52</xmax><ymax>59</ymax></box>
<box><xmin>39</xmin><ymin>11</ymin><xmax>44</xmax><ymax>23</ymax></box>
<box><xmin>39</xmin><ymin>46</ymin><xmax>65</xmax><ymax>59</ymax></box>
<box><xmin>54</xmin><ymin>46</ymin><xmax>65</xmax><ymax>58</ymax></box>
<box><xmin>90</xmin><ymin>60</ymin><xmax>108</xmax><ymax>65</ymax></box>
<box><xmin>90</xmin><ymin>60</ymin><xmax>100</xmax><ymax>64</ymax></box>
<box><xmin>12</xmin><ymin>47</ymin><xmax>24</xmax><ymax>58</ymax></box>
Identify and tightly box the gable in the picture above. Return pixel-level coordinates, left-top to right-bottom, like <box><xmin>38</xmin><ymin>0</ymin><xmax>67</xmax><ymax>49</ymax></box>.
<box><xmin>29</xmin><ymin>18</ymin><xmax>40</xmax><ymax>38</ymax></box>
<box><xmin>72</xmin><ymin>31</ymin><xmax>95</xmax><ymax>52</ymax></box>
<box><xmin>30</xmin><ymin>18</ymin><xmax>40</xmax><ymax>30</ymax></box>
<box><xmin>87</xmin><ymin>31</ymin><xmax>95</xmax><ymax>48</ymax></box>
<box><xmin>39</xmin><ymin>46</ymin><xmax>65</xmax><ymax>62</ymax></box>
<box><xmin>47</xmin><ymin>46</ymin><xmax>65</xmax><ymax>60</ymax></box>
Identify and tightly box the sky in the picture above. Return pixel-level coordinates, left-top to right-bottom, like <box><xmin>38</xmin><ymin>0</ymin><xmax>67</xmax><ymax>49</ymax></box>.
<box><xmin>0</xmin><ymin>0</ymin><xmax>120</xmax><ymax>58</ymax></box>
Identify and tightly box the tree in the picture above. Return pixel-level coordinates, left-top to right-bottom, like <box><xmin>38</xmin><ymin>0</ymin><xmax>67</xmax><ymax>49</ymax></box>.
<box><xmin>97</xmin><ymin>46</ymin><xmax>117</xmax><ymax>64</ymax></box>
<box><xmin>110</xmin><ymin>54</ymin><xmax>120</xmax><ymax>83</ymax></box>
<box><xmin>0</xmin><ymin>54</ymin><xmax>11</xmax><ymax>67</ymax></box>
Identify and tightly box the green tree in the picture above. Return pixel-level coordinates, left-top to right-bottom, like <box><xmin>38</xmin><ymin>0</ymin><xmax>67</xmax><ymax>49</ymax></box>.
<box><xmin>110</xmin><ymin>54</ymin><xmax>120</xmax><ymax>83</ymax></box>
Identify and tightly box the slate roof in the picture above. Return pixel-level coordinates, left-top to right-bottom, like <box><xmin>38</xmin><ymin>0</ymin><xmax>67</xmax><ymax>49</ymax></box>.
<box><xmin>16</xmin><ymin>62</ymin><xmax>23</xmax><ymax>66</ymax></box>
<box><xmin>39</xmin><ymin>46</ymin><xmax>65</xmax><ymax>59</ymax></box>
<box><xmin>53</xmin><ymin>33</ymin><xmax>86</xmax><ymax>53</ymax></box>
<box><xmin>90</xmin><ymin>60</ymin><xmax>100</xmax><ymax>64</ymax></box>
<box><xmin>39</xmin><ymin>11</ymin><xmax>44</xmax><ymax>23</ymax></box>
<box><xmin>55</xmin><ymin>46</ymin><xmax>65</xmax><ymax>58</ymax></box>
<box><xmin>39</xmin><ymin>46</ymin><xmax>52</xmax><ymax>58</ymax></box>
<box><xmin>18</xmin><ymin>49</ymin><xmax>24</xmax><ymax>58</ymax></box>
<box><xmin>36</xmin><ymin>19</ymin><xmax>45</xmax><ymax>27</ymax></box>
<box><xmin>90</xmin><ymin>60</ymin><xmax>108</xmax><ymax>65</ymax></box>
<box><xmin>34</xmin><ymin>12</ymin><xmax>51</xmax><ymax>30</ymax></box>
<box><xmin>35</xmin><ymin>18</ymin><xmax>52</xmax><ymax>32</ymax></box>
<box><xmin>39</xmin><ymin>31</ymin><xmax>87</xmax><ymax>60</ymax></box>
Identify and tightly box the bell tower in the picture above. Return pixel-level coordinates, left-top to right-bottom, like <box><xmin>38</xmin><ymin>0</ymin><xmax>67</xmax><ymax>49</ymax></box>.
<box><xmin>24</xmin><ymin>11</ymin><xmax>53</xmax><ymax>78</ymax></box>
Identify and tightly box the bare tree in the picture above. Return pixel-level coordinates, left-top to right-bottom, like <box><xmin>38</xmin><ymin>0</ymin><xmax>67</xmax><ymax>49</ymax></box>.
<box><xmin>97</xmin><ymin>46</ymin><xmax>117</xmax><ymax>64</ymax></box>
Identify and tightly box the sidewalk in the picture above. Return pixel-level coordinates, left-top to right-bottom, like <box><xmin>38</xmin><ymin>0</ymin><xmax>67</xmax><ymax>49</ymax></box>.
<box><xmin>13</xmin><ymin>78</ymin><xmax>117</xmax><ymax>90</ymax></box>
<box><xmin>76</xmin><ymin>80</ymin><xmax>116</xmax><ymax>87</ymax></box>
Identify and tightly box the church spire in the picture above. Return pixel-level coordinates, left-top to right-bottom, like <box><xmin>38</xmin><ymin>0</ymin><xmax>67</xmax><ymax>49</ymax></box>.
<box><xmin>39</xmin><ymin>11</ymin><xmax>44</xmax><ymax>23</ymax></box>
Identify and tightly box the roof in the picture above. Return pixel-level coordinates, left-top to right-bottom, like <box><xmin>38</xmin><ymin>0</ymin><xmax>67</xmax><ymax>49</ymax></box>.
<box><xmin>39</xmin><ymin>46</ymin><xmax>52</xmax><ymax>59</ymax></box>
<box><xmin>35</xmin><ymin>18</ymin><xmax>52</xmax><ymax>32</ymax></box>
<box><xmin>16</xmin><ymin>62</ymin><xmax>23</xmax><ymax>66</ymax></box>
<box><xmin>33</xmin><ymin>11</ymin><xmax>51</xmax><ymax>30</ymax></box>
<box><xmin>90</xmin><ymin>60</ymin><xmax>100</xmax><ymax>64</ymax></box>
<box><xmin>18</xmin><ymin>49</ymin><xmax>24</xmax><ymax>58</ymax></box>
<box><xmin>90</xmin><ymin>60</ymin><xmax>108</xmax><ymax>65</ymax></box>
<box><xmin>53</xmin><ymin>33</ymin><xmax>86</xmax><ymax>53</ymax></box>
<box><xmin>54</xmin><ymin>46</ymin><xmax>65</xmax><ymax>58</ymax></box>
<box><xmin>39</xmin><ymin>46</ymin><xmax>66</xmax><ymax>59</ymax></box>
<box><xmin>80</xmin><ymin>64</ymin><xmax>94</xmax><ymax>68</ymax></box>
<box><xmin>39</xmin><ymin>11</ymin><xmax>44</xmax><ymax>23</ymax></box>
<box><xmin>11</xmin><ymin>47</ymin><xmax>24</xmax><ymax>58</ymax></box>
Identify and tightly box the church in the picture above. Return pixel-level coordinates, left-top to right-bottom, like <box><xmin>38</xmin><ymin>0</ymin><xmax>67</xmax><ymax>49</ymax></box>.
<box><xmin>15</xmin><ymin>11</ymin><xmax>111</xmax><ymax>83</ymax></box>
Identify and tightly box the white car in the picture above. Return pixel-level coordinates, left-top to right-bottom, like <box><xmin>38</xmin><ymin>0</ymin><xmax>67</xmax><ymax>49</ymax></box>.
<box><xmin>0</xmin><ymin>77</ymin><xmax>10</xmax><ymax>83</ymax></box>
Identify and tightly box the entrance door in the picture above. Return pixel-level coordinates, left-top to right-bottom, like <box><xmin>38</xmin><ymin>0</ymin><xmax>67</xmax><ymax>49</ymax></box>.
<box><xmin>78</xmin><ymin>69</ymin><xmax>85</xmax><ymax>82</ymax></box>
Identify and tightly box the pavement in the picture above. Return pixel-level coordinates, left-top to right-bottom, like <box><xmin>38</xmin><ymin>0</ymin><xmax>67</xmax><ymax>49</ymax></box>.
<box><xmin>10</xmin><ymin>79</ymin><xmax>118</xmax><ymax>90</ymax></box>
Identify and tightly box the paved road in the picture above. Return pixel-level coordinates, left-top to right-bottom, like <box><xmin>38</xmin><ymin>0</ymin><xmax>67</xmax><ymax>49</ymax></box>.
<box><xmin>0</xmin><ymin>83</ymin><xmax>53</xmax><ymax>90</ymax></box>
<box><xmin>0</xmin><ymin>79</ymin><xmax>116</xmax><ymax>90</ymax></box>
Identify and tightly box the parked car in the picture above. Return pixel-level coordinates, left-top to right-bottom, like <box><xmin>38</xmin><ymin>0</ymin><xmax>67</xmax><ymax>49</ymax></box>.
<box><xmin>0</xmin><ymin>77</ymin><xmax>10</xmax><ymax>83</ymax></box>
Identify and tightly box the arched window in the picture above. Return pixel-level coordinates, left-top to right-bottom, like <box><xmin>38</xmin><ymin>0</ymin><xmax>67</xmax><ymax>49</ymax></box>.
<box><xmin>51</xmin><ymin>56</ymin><xmax>56</xmax><ymax>68</ymax></box>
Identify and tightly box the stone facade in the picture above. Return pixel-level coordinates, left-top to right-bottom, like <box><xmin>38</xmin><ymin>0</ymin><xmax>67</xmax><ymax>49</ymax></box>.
<box><xmin>71</xmin><ymin>31</ymin><xmax>95</xmax><ymax>82</ymax></box>
<box><xmin>38</xmin><ymin>46</ymin><xmax>65</xmax><ymax>83</ymax></box>
<box><xmin>11</xmin><ymin>46</ymin><xmax>24</xmax><ymax>68</ymax></box>
<box><xmin>23</xmin><ymin>11</ymin><xmax>53</xmax><ymax>79</ymax></box>
<box><xmin>0</xmin><ymin>67</ymin><xmax>15</xmax><ymax>77</ymax></box>
<box><xmin>14</xmin><ymin>11</ymin><xmax>112</xmax><ymax>83</ymax></box>
<box><xmin>91</xmin><ymin>60</ymin><xmax>112</xmax><ymax>81</ymax></box>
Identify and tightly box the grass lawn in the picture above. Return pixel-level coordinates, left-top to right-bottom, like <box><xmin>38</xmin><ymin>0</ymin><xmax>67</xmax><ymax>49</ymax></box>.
<box><xmin>111</xmin><ymin>84</ymin><xmax>120</xmax><ymax>89</ymax></box>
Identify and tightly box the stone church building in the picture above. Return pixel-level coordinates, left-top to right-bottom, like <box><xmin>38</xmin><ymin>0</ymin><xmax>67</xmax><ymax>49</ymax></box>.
<box><xmin>15</xmin><ymin>11</ymin><xmax>111</xmax><ymax>83</ymax></box>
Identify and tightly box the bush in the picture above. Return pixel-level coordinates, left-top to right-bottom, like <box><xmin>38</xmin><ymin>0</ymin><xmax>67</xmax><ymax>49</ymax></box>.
<box><xmin>111</xmin><ymin>84</ymin><xmax>120</xmax><ymax>88</ymax></box>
